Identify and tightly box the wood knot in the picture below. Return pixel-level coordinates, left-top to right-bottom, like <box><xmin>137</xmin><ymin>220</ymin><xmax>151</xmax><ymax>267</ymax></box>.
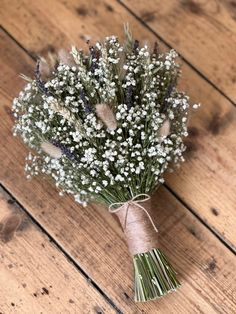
<box><xmin>0</xmin><ymin>214</ymin><xmax>23</xmax><ymax>243</ymax></box>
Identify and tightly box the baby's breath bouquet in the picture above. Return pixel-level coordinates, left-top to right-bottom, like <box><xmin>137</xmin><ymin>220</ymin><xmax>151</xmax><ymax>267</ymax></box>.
<box><xmin>13</xmin><ymin>26</ymin><xmax>197</xmax><ymax>302</ymax></box>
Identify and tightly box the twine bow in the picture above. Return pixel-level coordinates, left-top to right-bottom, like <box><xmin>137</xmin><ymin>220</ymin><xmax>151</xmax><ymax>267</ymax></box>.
<box><xmin>109</xmin><ymin>194</ymin><xmax>158</xmax><ymax>232</ymax></box>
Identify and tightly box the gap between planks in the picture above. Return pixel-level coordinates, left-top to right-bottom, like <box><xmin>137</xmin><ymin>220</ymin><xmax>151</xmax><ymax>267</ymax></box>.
<box><xmin>0</xmin><ymin>182</ymin><xmax>124</xmax><ymax>314</ymax></box>
<box><xmin>164</xmin><ymin>184</ymin><xmax>236</xmax><ymax>254</ymax></box>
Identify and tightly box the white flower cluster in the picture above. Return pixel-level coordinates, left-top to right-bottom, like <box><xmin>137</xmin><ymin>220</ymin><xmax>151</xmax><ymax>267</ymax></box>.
<box><xmin>13</xmin><ymin>34</ymin><xmax>195</xmax><ymax>206</ymax></box>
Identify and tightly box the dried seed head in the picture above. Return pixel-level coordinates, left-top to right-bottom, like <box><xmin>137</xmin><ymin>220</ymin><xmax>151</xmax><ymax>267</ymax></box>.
<box><xmin>41</xmin><ymin>141</ymin><xmax>62</xmax><ymax>159</ymax></box>
<box><xmin>159</xmin><ymin>119</ymin><xmax>171</xmax><ymax>137</ymax></box>
<box><xmin>38</xmin><ymin>58</ymin><xmax>51</xmax><ymax>79</ymax></box>
<box><xmin>49</xmin><ymin>99</ymin><xmax>84</xmax><ymax>135</ymax></box>
<box><xmin>47</xmin><ymin>52</ymin><xmax>58</xmax><ymax>68</ymax></box>
<box><xmin>58</xmin><ymin>49</ymin><xmax>74</xmax><ymax>66</ymax></box>
<box><xmin>96</xmin><ymin>103</ymin><xmax>117</xmax><ymax>131</ymax></box>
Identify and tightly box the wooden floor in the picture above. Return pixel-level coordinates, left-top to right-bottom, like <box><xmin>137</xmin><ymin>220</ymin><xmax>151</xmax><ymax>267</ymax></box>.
<box><xmin>0</xmin><ymin>0</ymin><xmax>236</xmax><ymax>313</ymax></box>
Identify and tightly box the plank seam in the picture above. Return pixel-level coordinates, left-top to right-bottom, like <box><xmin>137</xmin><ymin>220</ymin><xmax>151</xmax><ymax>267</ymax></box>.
<box><xmin>117</xmin><ymin>0</ymin><xmax>236</xmax><ymax>107</ymax></box>
<box><xmin>0</xmin><ymin>25</ymin><xmax>37</xmax><ymax>61</ymax></box>
<box><xmin>0</xmin><ymin>183</ymin><xmax>123</xmax><ymax>314</ymax></box>
<box><xmin>164</xmin><ymin>184</ymin><xmax>236</xmax><ymax>255</ymax></box>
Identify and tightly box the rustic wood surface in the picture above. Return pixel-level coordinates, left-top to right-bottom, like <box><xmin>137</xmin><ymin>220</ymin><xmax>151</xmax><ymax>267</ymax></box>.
<box><xmin>0</xmin><ymin>0</ymin><xmax>235</xmax><ymax>313</ymax></box>
<box><xmin>0</xmin><ymin>186</ymin><xmax>116</xmax><ymax>314</ymax></box>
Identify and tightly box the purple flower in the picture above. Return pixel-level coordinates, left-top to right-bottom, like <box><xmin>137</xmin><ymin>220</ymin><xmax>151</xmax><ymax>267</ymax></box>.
<box><xmin>80</xmin><ymin>89</ymin><xmax>93</xmax><ymax>114</ymax></box>
<box><xmin>35</xmin><ymin>60</ymin><xmax>51</xmax><ymax>96</ymax></box>
<box><xmin>52</xmin><ymin>140</ymin><xmax>77</xmax><ymax>161</ymax></box>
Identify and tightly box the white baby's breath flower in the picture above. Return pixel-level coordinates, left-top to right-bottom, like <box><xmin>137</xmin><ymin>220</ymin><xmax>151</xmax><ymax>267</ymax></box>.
<box><xmin>193</xmin><ymin>103</ymin><xmax>201</xmax><ymax>109</ymax></box>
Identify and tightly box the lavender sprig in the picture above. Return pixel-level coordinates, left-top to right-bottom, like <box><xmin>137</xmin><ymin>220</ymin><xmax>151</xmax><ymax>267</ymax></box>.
<box><xmin>35</xmin><ymin>60</ymin><xmax>51</xmax><ymax>96</ymax></box>
<box><xmin>52</xmin><ymin>140</ymin><xmax>77</xmax><ymax>161</ymax></box>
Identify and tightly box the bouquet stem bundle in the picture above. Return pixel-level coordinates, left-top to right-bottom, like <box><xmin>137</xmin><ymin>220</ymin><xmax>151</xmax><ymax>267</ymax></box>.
<box><xmin>110</xmin><ymin>195</ymin><xmax>180</xmax><ymax>302</ymax></box>
<box><xmin>134</xmin><ymin>248</ymin><xmax>180</xmax><ymax>302</ymax></box>
<box><xmin>12</xmin><ymin>26</ymin><xmax>198</xmax><ymax>302</ymax></box>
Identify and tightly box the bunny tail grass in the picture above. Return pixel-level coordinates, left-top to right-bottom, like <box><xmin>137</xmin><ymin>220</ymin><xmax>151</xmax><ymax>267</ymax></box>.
<box><xmin>133</xmin><ymin>248</ymin><xmax>181</xmax><ymax>302</ymax></box>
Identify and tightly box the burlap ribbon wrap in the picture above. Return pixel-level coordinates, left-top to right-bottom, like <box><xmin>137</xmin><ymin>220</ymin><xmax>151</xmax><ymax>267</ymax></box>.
<box><xmin>109</xmin><ymin>194</ymin><xmax>159</xmax><ymax>255</ymax></box>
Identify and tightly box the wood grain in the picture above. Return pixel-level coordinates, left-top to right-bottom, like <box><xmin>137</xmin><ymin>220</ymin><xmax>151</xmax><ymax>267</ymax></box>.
<box><xmin>0</xmin><ymin>28</ymin><xmax>236</xmax><ymax>314</ymax></box>
<box><xmin>1</xmin><ymin>0</ymin><xmax>235</xmax><ymax>249</ymax></box>
<box><xmin>0</xmin><ymin>186</ymin><xmax>116</xmax><ymax>314</ymax></box>
<box><xmin>121</xmin><ymin>0</ymin><xmax>236</xmax><ymax>102</ymax></box>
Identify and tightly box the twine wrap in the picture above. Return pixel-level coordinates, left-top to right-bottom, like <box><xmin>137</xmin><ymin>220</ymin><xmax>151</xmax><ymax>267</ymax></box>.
<box><xmin>109</xmin><ymin>194</ymin><xmax>181</xmax><ymax>302</ymax></box>
<box><xmin>109</xmin><ymin>194</ymin><xmax>159</xmax><ymax>255</ymax></box>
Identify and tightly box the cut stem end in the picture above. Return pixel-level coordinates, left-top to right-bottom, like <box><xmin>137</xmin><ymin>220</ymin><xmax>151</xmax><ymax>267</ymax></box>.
<box><xmin>133</xmin><ymin>248</ymin><xmax>181</xmax><ymax>302</ymax></box>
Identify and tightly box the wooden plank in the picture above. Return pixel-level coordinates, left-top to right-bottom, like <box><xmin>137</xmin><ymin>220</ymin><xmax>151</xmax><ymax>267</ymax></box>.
<box><xmin>0</xmin><ymin>188</ymin><xmax>116</xmax><ymax>314</ymax></box>
<box><xmin>0</xmin><ymin>0</ymin><xmax>235</xmax><ymax>250</ymax></box>
<box><xmin>0</xmin><ymin>29</ymin><xmax>236</xmax><ymax>314</ymax></box>
<box><xmin>120</xmin><ymin>0</ymin><xmax>236</xmax><ymax>102</ymax></box>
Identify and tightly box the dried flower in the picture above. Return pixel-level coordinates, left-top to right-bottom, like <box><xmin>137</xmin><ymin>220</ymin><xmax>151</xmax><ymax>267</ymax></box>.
<box><xmin>38</xmin><ymin>58</ymin><xmax>51</xmax><ymax>78</ymax></box>
<box><xmin>58</xmin><ymin>49</ymin><xmax>74</xmax><ymax>66</ymax></box>
<box><xmin>41</xmin><ymin>141</ymin><xmax>62</xmax><ymax>159</ymax></box>
<box><xmin>159</xmin><ymin>119</ymin><xmax>171</xmax><ymax>137</ymax></box>
<box><xmin>52</xmin><ymin>141</ymin><xmax>76</xmax><ymax>160</ymax></box>
<box><xmin>96</xmin><ymin>103</ymin><xmax>117</xmax><ymax>131</ymax></box>
<box><xmin>35</xmin><ymin>60</ymin><xmax>50</xmax><ymax>95</ymax></box>
<box><xmin>49</xmin><ymin>98</ymin><xmax>84</xmax><ymax>134</ymax></box>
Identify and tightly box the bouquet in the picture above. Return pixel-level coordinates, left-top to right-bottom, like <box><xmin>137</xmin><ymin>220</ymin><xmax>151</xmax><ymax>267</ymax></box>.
<box><xmin>12</xmin><ymin>26</ymin><xmax>198</xmax><ymax>302</ymax></box>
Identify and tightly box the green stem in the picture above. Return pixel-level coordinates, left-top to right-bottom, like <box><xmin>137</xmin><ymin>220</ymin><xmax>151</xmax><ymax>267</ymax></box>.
<box><xmin>133</xmin><ymin>248</ymin><xmax>181</xmax><ymax>302</ymax></box>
